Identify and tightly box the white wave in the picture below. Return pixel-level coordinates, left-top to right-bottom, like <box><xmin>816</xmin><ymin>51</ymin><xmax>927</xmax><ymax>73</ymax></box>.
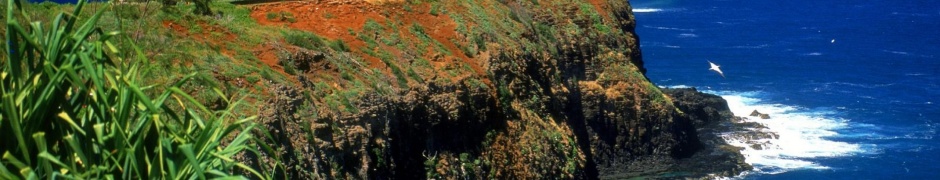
<box><xmin>633</xmin><ymin>8</ymin><xmax>663</xmax><ymax>13</ymax></box>
<box><xmin>732</xmin><ymin>44</ymin><xmax>769</xmax><ymax>49</ymax></box>
<box><xmin>678</xmin><ymin>33</ymin><xmax>698</xmax><ymax>38</ymax></box>
<box><xmin>641</xmin><ymin>42</ymin><xmax>682</xmax><ymax>49</ymax></box>
<box><xmin>704</xmin><ymin>90</ymin><xmax>864</xmax><ymax>175</ymax></box>
<box><xmin>659</xmin><ymin>85</ymin><xmax>693</xmax><ymax>89</ymax></box>
<box><xmin>883</xmin><ymin>50</ymin><xmax>910</xmax><ymax>55</ymax></box>
<box><xmin>803</xmin><ymin>52</ymin><xmax>823</xmax><ymax>56</ymax></box>
<box><xmin>642</xmin><ymin>25</ymin><xmax>696</xmax><ymax>32</ymax></box>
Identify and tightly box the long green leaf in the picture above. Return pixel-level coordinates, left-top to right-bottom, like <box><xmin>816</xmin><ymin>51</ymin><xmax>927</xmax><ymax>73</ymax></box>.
<box><xmin>179</xmin><ymin>144</ymin><xmax>206</xmax><ymax>180</ymax></box>
<box><xmin>57</xmin><ymin>112</ymin><xmax>86</xmax><ymax>135</ymax></box>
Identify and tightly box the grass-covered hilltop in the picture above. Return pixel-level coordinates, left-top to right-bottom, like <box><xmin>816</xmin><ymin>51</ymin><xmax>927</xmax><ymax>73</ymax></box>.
<box><xmin>2</xmin><ymin>0</ymin><xmax>751</xmax><ymax>179</ymax></box>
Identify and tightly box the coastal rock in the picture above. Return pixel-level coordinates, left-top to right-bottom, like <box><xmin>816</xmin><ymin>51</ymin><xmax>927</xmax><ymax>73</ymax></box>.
<box><xmin>750</xmin><ymin>110</ymin><xmax>762</xmax><ymax>116</ymax></box>
<box><xmin>760</xmin><ymin>114</ymin><xmax>771</xmax><ymax>119</ymax></box>
<box><xmin>749</xmin><ymin>110</ymin><xmax>771</xmax><ymax>119</ymax></box>
<box><xmin>237</xmin><ymin>0</ymin><xmax>751</xmax><ymax>179</ymax></box>
<box><xmin>661</xmin><ymin>88</ymin><xmax>753</xmax><ymax>178</ymax></box>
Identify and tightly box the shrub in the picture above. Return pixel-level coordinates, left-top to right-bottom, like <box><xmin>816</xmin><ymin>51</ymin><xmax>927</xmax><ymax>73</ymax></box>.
<box><xmin>283</xmin><ymin>30</ymin><xmax>325</xmax><ymax>50</ymax></box>
<box><xmin>266</xmin><ymin>12</ymin><xmax>278</xmax><ymax>20</ymax></box>
<box><xmin>0</xmin><ymin>1</ymin><xmax>261</xmax><ymax>179</ymax></box>
<box><xmin>328</xmin><ymin>39</ymin><xmax>350</xmax><ymax>52</ymax></box>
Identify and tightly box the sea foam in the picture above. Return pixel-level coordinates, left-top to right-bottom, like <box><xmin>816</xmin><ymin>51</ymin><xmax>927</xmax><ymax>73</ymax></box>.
<box><xmin>633</xmin><ymin>8</ymin><xmax>663</xmax><ymax>13</ymax></box>
<box><xmin>705</xmin><ymin>90</ymin><xmax>864</xmax><ymax>175</ymax></box>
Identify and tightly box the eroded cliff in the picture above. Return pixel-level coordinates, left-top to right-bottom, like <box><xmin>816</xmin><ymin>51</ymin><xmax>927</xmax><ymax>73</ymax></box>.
<box><xmin>233</xmin><ymin>0</ymin><xmax>749</xmax><ymax>178</ymax></box>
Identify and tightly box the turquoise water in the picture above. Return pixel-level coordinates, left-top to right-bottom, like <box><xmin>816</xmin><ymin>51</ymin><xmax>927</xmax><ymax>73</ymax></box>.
<box><xmin>633</xmin><ymin>0</ymin><xmax>940</xmax><ymax>179</ymax></box>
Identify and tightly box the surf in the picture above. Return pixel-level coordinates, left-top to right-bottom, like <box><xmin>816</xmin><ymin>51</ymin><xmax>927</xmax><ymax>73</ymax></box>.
<box><xmin>633</xmin><ymin>8</ymin><xmax>664</xmax><ymax>13</ymax></box>
<box><xmin>704</xmin><ymin>90</ymin><xmax>865</xmax><ymax>175</ymax></box>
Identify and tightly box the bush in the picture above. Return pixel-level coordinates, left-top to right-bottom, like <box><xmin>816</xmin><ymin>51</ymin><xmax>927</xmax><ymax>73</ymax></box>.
<box><xmin>283</xmin><ymin>30</ymin><xmax>326</xmax><ymax>50</ymax></box>
<box><xmin>0</xmin><ymin>1</ymin><xmax>261</xmax><ymax>179</ymax></box>
<box><xmin>328</xmin><ymin>39</ymin><xmax>350</xmax><ymax>52</ymax></box>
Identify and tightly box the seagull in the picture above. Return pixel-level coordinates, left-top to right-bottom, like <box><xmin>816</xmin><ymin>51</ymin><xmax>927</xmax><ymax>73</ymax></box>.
<box><xmin>708</xmin><ymin>60</ymin><xmax>725</xmax><ymax>78</ymax></box>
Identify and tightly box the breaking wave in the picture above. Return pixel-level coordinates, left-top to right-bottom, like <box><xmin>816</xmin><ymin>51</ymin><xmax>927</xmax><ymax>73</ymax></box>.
<box><xmin>702</xmin><ymin>90</ymin><xmax>867</xmax><ymax>175</ymax></box>
<box><xmin>633</xmin><ymin>8</ymin><xmax>664</xmax><ymax>13</ymax></box>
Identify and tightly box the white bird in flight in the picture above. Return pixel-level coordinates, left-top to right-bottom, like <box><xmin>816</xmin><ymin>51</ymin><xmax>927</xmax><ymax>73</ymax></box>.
<box><xmin>708</xmin><ymin>60</ymin><xmax>725</xmax><ymax>78</ymax></box>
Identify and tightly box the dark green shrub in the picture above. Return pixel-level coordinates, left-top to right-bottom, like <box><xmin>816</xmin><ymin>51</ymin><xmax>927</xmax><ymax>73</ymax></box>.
<box><xmin>1</xmin><ymin>1</ymin><xmax>262</xmax><ymax>179</ymax></box>
<box><xmin>328</xmin><ymin>39</ymin><xmax>350</xmax><ymax>52</ymax></box>
<box><xmin>283</xmin><ymin>30</ymin><xmax>325</xmax><ymax>50</ymax></box>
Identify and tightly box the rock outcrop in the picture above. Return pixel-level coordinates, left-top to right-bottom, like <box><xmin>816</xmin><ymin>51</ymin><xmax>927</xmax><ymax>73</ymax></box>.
<box><xmin>662</xmin><ymin>88</ymin><xmax>752</xmax><ymax>178</ymax></box>
<box><xmin>236</xmin><ymin>0</ymin><xmax>751</xmax><ymax>179</ymax></box>
<box><xmin>750</xmin><ymin>110</ymin><xmax>772</xmax><ymax>119</ymax></box>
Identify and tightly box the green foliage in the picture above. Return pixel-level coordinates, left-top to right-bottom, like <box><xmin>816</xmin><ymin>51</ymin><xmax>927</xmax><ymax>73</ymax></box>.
<box><xmin>278</xmin><ymin>53</ymin><xmax>298</xmax><ymax>75</ymax></box>
<box><xmin>408</xmin><ymin>23</ymin><xmax>451</xmax><ymax>56</ymax></box>
<box><xmin>429</xmin><ymin>3</ymin><xmax>443</xmax><ymax>16</ymax></box>
<box><xmin>265</xmin><ymin>12</ymin><xmax>278</xmax><ymax>20</ymax></box>
<box><xmin>363</xmin><ymin>19</ymin><xmax>384</xmax><ymax>33</ymax></box>
<box><xmin>192</xmin><ymin>0</ymin><xmax>213</xmax><ymax>15</ymax></box>
<box><xmin>357</xmin><ymin>19</ymin><xmax>382</xmax><ymax>50</ymax></box>
<box><xmin>266</xmin><ymin>11</ymin><xmax>296</xmax><ymax>23</ymax></box>
<box><xmin>407</xmin><ymin>67</ymin><xmax>424</xmax><ymax>83</ymax></box>
<box><xmin>328</xmin><ymin>39</ymin><xmax>350</xmax><ymax>52</ymax></box>
<box><xmin>0</xmin><ymin>1</ymin><xmax>261</xmax><ymax>179</ymax></box>
<box><xmin>424</xmin><ymin>153</ymin><xmax>441</xmax><ymax>179</ymax></box>
<box><xmin>113</xmin><ymin>4</ymin><xmax>141</xmax><ymax>19</ymax></box>
<box><xmin>283</xmin><ymin>30</ymin><xmax>326</xmax><ymax>50</ymax></box>
<box><xmin>378</xmin><ymin>51</ymin><xmax>409</xmax><ymax>88</ymax></box>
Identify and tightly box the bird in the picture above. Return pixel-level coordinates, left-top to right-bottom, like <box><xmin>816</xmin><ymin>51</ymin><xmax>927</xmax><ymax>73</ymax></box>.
<box><xmin>708</xmin><ymin>60</ymin><xmax>725</xmax><ymax>78</ymax></box>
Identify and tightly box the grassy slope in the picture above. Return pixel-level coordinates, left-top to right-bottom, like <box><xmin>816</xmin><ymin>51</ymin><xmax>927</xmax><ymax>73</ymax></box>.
<box><xmin>11</xmin><ymin>0</ymin><xmax>679</xmax><ymax>178</ymax></box>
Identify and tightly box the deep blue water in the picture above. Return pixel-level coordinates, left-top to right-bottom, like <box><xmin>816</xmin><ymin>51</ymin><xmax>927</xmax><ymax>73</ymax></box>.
<box><xmin>632</xmin><ymin>0</ymin><xmax>940</xmax><ymax>179</ymax></box>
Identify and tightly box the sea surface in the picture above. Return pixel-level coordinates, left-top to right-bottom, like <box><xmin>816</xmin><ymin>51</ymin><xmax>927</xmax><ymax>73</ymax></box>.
<box><xmin>632</xmin><ymin>0</ymin><xmax>940</xmax><ymax>179</ymax></box>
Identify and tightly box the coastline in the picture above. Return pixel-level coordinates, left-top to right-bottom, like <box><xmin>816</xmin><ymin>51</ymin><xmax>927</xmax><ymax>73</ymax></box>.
<box><xmin>660</xmin><ymin>87</ymin><xmax>866</xmax><ymax>178</ymax></box>
<box><xmin>651</xmin><ymin>88</ymin><xmax>756</xmax><ymax>178</ymax></box>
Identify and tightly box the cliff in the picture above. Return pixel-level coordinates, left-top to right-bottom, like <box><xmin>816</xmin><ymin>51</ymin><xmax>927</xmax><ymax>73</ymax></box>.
<box><xmin>221</xmin><ymin>0</ymin><xmax>751</xmax><ymax>178</ymax></box>
<box><xmin>2</xmin><ymin>0</ymin><xmax>751</xmax><ymax>178</ymax></box>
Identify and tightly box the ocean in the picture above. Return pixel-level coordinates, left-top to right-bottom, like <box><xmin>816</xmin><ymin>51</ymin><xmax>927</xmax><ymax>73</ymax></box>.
<box><xmin>631</xmin><ymin>0</ymin><xmax>940</xmax><ymax>179</ymax></box>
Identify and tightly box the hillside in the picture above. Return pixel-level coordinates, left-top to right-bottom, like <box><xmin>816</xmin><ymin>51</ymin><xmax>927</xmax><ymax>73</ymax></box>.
<box><xmin>4</xmin><ymin>0</ymin><xmax>750</xmax><ymax>178</ymax></box>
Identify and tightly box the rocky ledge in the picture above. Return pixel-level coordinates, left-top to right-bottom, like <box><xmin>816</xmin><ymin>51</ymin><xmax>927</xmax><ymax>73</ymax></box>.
<box><xmin>656</xmin><ymin>88</ymin><xmax>754</xmax><ymax>178</ymax></box>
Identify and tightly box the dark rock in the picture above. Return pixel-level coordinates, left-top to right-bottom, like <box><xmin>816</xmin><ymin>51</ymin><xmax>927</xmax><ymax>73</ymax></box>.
<box><xmin>749</xmin><ymin>110</ymin><xmax>771</xmax><ymax>119</ymax></box>
<box><xmin>659</xmin><ymin>88</ymin><xmax>753</xmax><ymax>178</ymax></box>
<box><xmin>760</xmin><ymin>114</ymin><xmax>771</xmax><ymax>119</ymax></box>
<box><xmin>750</xmin><ymin>110</ymin><xmax>762</xmax><ymax>117</ymax></box>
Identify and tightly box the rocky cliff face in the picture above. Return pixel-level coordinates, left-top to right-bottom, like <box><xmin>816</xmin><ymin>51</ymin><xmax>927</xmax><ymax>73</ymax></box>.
<box><xmin>236</xmin><ymin>0</ymin><xmax>749</xmax><ymax>178</ymax></box>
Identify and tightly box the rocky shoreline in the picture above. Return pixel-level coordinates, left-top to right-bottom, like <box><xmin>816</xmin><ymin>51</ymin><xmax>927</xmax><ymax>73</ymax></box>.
<box><xmin>658</xmin><ymin>87</ymin><xmax>792</xmax><ymax>179</ymax></box>
<box><xmin>650</xmin><ymin>88</ymin><xmax>760</xmax><ymax>178</ymax></box>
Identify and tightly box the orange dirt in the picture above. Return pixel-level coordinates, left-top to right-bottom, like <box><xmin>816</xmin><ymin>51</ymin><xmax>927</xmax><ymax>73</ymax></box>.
<box><xmin>253</xmin><ymin>44</ymin><xmax>283</xmax><ymax>72</ymax></box>
<box><xmin>585</xmin><ymin>0</ymin><xmax>611</xmax><ymax>20</ymax></box>
<box><xmin>162</xmin><ymin>19</ymin><xmax>294</xmax><ymax>92</ymax></box>
<box><xmin>162</xmin><ymin>20</ymin><xmax>237</xmax><ymax>56</ymax></box>
<box><xmin>249</xmin><ymin>1</ymin><xmax>492</xmax><ymax>86</ymax></box>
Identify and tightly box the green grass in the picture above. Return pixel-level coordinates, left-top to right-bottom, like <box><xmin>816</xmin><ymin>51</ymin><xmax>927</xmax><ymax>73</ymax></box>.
<box><xmin>429</xmin><ymin>3</ymin><xmax>443</xmax><ymax>16</ymax></box>
<box><xmin>283</xmin><ymin>29</ymin><xmax>327</xmax><ymax>50</ymax></box>
<box><xmin>328</xmin><ymin>39</ymin><xmax>351</xmax><ymax>52</ymax></box>
<box><xmin>1</xmin><ymin>0</ymin><xmax>263</xmax><ymax>179</ymax></box>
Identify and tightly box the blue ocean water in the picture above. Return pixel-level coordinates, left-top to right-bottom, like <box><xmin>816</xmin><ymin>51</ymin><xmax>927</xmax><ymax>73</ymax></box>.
<box><xmin>632</xmin><ymin>0</ymin><xmax>940</xmax><ymax>179</ymax></box>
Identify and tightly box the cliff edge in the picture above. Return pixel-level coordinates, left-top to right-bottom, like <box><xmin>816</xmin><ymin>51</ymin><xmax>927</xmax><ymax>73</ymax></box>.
<box><xmin>226</xmin><ymin>0</ymin><xmax>751</xmax><ymax>178</ymax></box>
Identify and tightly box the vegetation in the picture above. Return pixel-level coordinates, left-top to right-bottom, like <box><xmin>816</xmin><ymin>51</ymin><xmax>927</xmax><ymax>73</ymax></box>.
<box><xmin>3</xmin><ymin>0</ymin><xmax>675</xmax><ymax>178</ymax></box>
<box><xmin>1</xmin><ymin>0</ymin><xmax>262</xmax><ymax>179</ymax></box>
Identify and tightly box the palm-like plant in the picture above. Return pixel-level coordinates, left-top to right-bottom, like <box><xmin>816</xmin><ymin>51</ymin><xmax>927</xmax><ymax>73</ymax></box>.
<box><xmin>1</xmin><ymin>0</ymin><xmax>261</xmax><ymax>179</ymax></box>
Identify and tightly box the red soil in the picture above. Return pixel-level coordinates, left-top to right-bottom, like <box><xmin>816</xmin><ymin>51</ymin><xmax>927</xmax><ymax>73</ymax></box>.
<box><xmin>248</xmin><ymin>1</ymin><xmax>491</xmax><ymax>86</ymax></box>
<box><xmin>585</xmin><ymin>0</ymin><xmax>611</xmax><ymax>20</ymax></box>
<box><xmin>162</xmin><ymin>20</ymin><xmax>237</xmax><ymax>56</ymax></box>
